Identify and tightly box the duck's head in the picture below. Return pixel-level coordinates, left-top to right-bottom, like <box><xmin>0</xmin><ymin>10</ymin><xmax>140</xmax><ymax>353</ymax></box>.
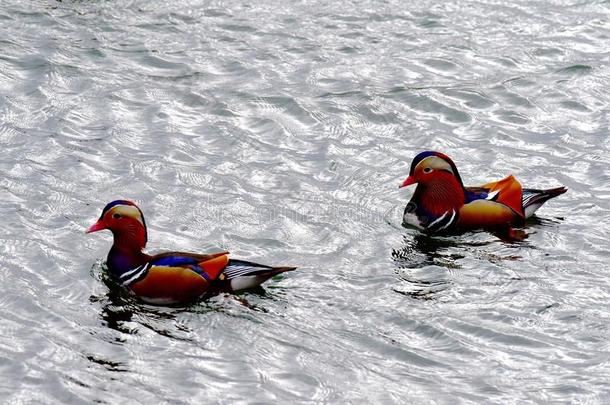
<box><xmin>87</xmin><ymin>200</ymin><xmax>148</xmax><ymax>250</ymax></box>
<box><xmin>399</xmin><ymin>151</ymin><xmax>464</xmax><ymax>190</ymax></box>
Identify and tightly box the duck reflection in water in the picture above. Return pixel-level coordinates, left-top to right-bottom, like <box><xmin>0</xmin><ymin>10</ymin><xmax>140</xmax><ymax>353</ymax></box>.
<box><xmin>90</xmin><ymin>272</ymin><xmax>187</xmax><ymax>338</ymax></box>
<box><xmin>392</xmin><ymin>232</ymin><xmax>479</xmax><ymax>269</ymax></box>
<box><xmin>390</xmin><ymin>234</ymin><xmax>461</xmax><ymax>299</ymax></box>
<box><xmin>391</xmin><ymin>229</ymin><xmax>528</xmax><ymax>298</ymax></box>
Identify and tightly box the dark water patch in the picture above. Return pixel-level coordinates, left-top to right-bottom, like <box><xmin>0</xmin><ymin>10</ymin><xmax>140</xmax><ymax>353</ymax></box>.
<box><xmin>559</xmin><ymin>100</ymin><xmax>591</xmax><ymax>112</ymax></box>
<box><xmin>203</xmin><ymin>8</ymin><xmax>232</xmax><ymax>18</ymax></box>
<box><xmin>502</xmin><ymin>76</ymin><xmax>538</xmax><ymax>88</ymax></box>
<box><xmin>492</xmin><ymin>109</ymin><xmax>530</xmax><ymax>125</ymax></box>
<box><xmin>423</xmin><ymin>58</ymin><xmax>459</xmax><ymax>74</ymax></box>
<box><xmin>218</xmin><ymin>23</ymin><xmax>257</xmax><ymax>33</ymax></box>
<box><xmin>555</xmin><ymin>64</ymin><xmax>593</xmax><ymax>77</ymax></box>
<box><xmin>85</xmin><ymin>355</ymin><xmax>127</xmax><ymax>373</ymax></box>
<box><xmin>532</xmin><ymin>47</ymin><xmax>565</xmax><ymax>58</ymax></box>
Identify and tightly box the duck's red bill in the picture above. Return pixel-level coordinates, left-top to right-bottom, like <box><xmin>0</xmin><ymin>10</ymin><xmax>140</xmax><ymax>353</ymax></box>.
<box><xmin>86</xmin><ymin>220</ymin><xmax>106</xmax><ymax>233</ymax></box>
<box><xmin>399</xmin><ymin>176</ymin><xmax>416</xmax><ymax>188</ymax></box>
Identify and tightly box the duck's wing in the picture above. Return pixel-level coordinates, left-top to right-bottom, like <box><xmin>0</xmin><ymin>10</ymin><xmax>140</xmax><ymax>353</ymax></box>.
<box><xmin>465</xmin><ymin>175</ymin><xmax>525</xmax><ymax>218</ymax></box>
<box><xmin>455</xmin><ymin>175</ymin><xmax>525</xmax><ymax>229</ymax></box>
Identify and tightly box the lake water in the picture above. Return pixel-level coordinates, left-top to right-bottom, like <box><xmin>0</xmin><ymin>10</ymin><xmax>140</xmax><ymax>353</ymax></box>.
<box><xmin>1</xmin><ymin>0</ymin><xmax>610</xmax><ymax>403</ymax></box>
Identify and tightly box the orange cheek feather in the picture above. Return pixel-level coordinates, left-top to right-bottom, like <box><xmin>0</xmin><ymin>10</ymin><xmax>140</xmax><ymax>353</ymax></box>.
<box><xmin>130</xmin><ymin>266</ymin><xmax>210</xmax><ymax>303</ymax></box>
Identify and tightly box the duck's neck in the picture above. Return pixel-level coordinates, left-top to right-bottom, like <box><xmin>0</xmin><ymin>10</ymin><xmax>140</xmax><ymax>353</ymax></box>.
<box><xmin>106</xmin><ymin>231</ymin><xmax>149</xmax><ymax>276</ymax></box>
<box><xmin>413</xmin><ymin>175</ymin><xmax>465</xmax><ymax>216</ymax></box>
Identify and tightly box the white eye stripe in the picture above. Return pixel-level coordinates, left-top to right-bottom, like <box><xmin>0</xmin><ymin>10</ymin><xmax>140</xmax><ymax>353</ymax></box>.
<box><xmin>109</xmin><ymin>205</ymin><xmax>144</xmax><ymax>226</ymax></box>
<box><xmin>416</xmin><ymin>156</ymin><xmax>454</xmax><ymax>176</ymax></box>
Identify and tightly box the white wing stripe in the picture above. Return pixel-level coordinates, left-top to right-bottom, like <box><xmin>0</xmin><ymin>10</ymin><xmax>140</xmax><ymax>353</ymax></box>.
<box><xmin>120</xmin><ymin>264</ymin><xmax>146</xmax><ymax>280</ymax></box>
<box><xmin>121</xmin><ymin>263</ymin><xmax>151</xmax><ymax>286</ymax></box>
<box><xmin>438</xmin><ymin>210</ymin><xmax>457</xmax><ymax>231</ymax></box>
<box><xmin>427</xmin><ymin>212</ymin><xmax>448</xmax><ymax>229</ymax></box>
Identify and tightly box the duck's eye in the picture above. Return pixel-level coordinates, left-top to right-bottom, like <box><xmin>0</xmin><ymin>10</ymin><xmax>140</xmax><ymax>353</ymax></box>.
<box><xmin>112</xmin><ymin>213</ymin><xmax>121</xmax><ymax>219</ymax></box>
<box><xmin>423</xmin><ymin>167</ymin><xmax>433</xmax><ymax>174</ymax></box>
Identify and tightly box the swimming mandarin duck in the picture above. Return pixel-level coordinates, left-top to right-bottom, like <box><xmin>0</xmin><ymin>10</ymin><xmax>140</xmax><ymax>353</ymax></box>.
<box><xmin>87</xmin><ymin>200</ymin><xmax>295</xmax><ymax>304</ymax></box>
<box><xmin>400</xmin><ymin>151</ymin><xmax>567</xmax><ymax>234</ymax></box>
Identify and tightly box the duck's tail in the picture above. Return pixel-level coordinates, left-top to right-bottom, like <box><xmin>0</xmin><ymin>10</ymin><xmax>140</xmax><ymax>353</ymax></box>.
<box><xmin>522</xmin><ymin>186</ymin><xmax>567</xmax><ymax>219</ymax></box>
<box><xmin>222</xmin><ymin>259</ymin><xmax>296</xmax><ymax>292</ymax></box>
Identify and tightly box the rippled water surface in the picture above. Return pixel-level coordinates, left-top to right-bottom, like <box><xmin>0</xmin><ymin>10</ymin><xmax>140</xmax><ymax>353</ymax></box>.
<box><xmin>1</xmin><ymin>0</ymin><xmax>610</xmax><ymax>402</ymax></box>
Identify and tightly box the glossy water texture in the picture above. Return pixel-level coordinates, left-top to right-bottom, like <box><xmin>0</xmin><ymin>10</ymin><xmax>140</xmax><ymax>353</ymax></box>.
<box><xmin>1</xmin><ymin>0</ymin><xmax>610</xmax><ymax>403</ymax></box>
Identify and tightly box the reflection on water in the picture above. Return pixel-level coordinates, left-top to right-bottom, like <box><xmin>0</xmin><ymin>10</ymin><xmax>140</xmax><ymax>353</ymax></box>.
<box><xmin>391</xmin><ymin>233</ymin><xmax>474</xmax><ymax>298</ymax></box>
<box><xmin>390</xmin><ymin>220</ymin><xmax>561</xmax><ymax>298</ymax></box>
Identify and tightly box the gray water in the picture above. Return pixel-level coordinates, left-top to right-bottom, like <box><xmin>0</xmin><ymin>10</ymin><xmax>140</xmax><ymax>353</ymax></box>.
<box><xmin>1</xmin><ymin>0</ymin><xmax>610</xmax><ymax>403</ymax></box>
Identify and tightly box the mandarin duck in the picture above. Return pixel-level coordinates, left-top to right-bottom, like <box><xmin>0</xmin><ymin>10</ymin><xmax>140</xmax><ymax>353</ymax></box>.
<box><xmin>400</xmin><ymin>151</ymin><xmax>567</xmax><ymax>234</ymax></box>
<box><xmin>87</xmin><ymin>200</ymin><xmax>295</xmax><ymax>305</ymax></box>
